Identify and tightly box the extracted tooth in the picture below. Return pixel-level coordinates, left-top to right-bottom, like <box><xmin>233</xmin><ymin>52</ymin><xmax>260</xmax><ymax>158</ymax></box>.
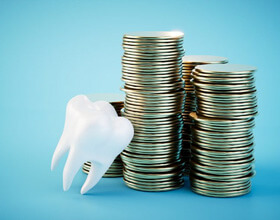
<box><xmin>63</xmin><ymin>149</ymin><xmax>86</xmax><ymax>191</ymax></box>
<box><xmin>51</xmin><ymin>95</ymin><xmax>134</xmax><ymax>194</ymax></box>
<box><xmin>80</xmin><ymin>161</ymin><xmax>111</xmax><ymax>195</ymax></box>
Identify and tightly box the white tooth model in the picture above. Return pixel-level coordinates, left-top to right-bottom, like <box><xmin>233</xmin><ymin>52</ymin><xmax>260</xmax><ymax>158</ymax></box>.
<box><xmin>51</xmin><ymin>95</ymin><xmax>134</xmax><ymax>194</ymax></box>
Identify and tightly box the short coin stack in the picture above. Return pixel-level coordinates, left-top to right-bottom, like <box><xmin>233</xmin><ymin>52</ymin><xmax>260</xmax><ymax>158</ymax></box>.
<box><xmin>181</xmin><ymin>55</ymin><xmax>228</xmax><ymax>174</ymax></box>
<box><xmin>82</xmin><ymin>101</ymin><xmax>124</xmax><ymax>177</ymax></box>
<box><xmin>190</xmin><ymin>64</ymin><xmax>257</xmax><ymax>197</ymax></box>
<box><xmin>121</xmin><ymin>31</ymin><xmax>186</xmax><ymax>191</ymax></box>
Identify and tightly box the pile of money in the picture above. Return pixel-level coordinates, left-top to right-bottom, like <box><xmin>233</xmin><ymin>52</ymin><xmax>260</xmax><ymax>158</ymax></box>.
<box><xmin>82</xmin><ymin>101</ymin><xmax>124</xmax><ymax>177</ymax></box>
<box><xmin>121</xmin><ymin>31</ymin><xmax>186</xmax><ymax>191</ymax></box>
<box><xmin>189</xmin><ymin>64</ymin><xmax>257</xmax><ymax>197</ymax></box>
<box><xmin>181</xmin><ymin>55</ymin><xmax>228</xmax><ymax>174</ymax></box>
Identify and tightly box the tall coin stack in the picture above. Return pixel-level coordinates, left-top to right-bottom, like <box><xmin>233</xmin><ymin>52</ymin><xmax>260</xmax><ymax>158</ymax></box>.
<box><xmin>121</xmin><ymin>31</ymin><xmax>186</xmax><ymax>191</ymax></box>
<box><xmin>82</xmin><ymin>101</ymin><xmax>124</xmax><ymax>177</ymax></box>
<box><xmin>181</xmin><ymin>55</ymin><xmax>228</xmax><ymax>174</ymax></box>
<box><xmin>189</xmin><ymin>64</ymin><xmax>257</xmax><ymax>197</ymax></box>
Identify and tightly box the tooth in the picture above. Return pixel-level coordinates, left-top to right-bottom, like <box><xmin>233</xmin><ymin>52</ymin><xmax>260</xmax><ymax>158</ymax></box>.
<box><xmin>51</xmin><ymin>133</ymin><xmax>69</xmax><ymax>171</ymax></box>
<box><xmin>63</xmin><ymin>149</ymin><xmax>86</xmax><ymax>191</ymax></box>
<box><xmin>51</xmin><ymin>95</ymin><xmax>134</xmax><ymax>194</ymax></box>
<box><xmin>80</xmin><ymin>161</ymin><xmax>111</xmax><ymax>195</ymax></box>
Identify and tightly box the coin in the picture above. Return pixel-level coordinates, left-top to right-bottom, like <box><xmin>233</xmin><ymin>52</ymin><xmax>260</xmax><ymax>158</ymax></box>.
<box><xmin>121</xmin><ymin>31</ymin><xmax>185</xmax><ymax>191</ymax></box>
<box><xmin>189</xmin><ymin>63</ymin><xmax>257</xmax><ymax>197</ymax></box>
<box><xmin>181</xmin><ymin>55</ymin><xmax>228</xmax><ymax>174</ymax></box>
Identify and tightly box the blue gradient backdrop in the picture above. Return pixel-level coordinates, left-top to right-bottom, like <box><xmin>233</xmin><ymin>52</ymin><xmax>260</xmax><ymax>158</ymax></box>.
<box><xmin>0</xmin><ymin>0</ymin><xmax>279</xmax><ymax>219</ymax></box>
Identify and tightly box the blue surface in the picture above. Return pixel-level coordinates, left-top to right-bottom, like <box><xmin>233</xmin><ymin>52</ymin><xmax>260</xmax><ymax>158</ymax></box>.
<box><xmin>0</xmin><ymin>0</ymin><xmax>280</xmax><ymax>219</ymax></box>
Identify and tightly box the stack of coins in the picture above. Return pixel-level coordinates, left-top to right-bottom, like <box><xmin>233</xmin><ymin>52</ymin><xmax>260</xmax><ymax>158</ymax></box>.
<box><xmin>82</xmin><ymin>101</ymin><xmax>124</xmax><ymax>177</ymax></box>
<box><xmin>181</xmin><ymin>55</ymin><xmax>228</xmax><ymax>174</ymax></box>
<box><xmin>189</xmin><ymin>64</ymin><xmax>257</xmax><ymax>197</ymax></box>
<box><xmin>121</xmin><ymin>31</ymin><xmax>186</xmax><ymax>191</ymax></box>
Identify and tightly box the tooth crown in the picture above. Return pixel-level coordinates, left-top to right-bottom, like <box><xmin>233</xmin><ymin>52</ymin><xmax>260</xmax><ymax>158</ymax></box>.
<box><xmin>51</xmin><ymin>95</ymin><xmax>134</xmax><ymax>194</ymax></box>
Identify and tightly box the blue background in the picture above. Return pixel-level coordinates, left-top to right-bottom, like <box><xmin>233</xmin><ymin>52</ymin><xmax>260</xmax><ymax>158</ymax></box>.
<box><xmin>0</xmin><ymin>0</ymin><xmax>279</xmax><ymax>219</ymax></box>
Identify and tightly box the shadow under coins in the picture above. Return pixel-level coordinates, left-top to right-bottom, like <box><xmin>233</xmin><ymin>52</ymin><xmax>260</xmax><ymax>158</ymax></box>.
<box><xmin>82</xmin><ymin>175</ymin><xmax>192</xmax><ymax>197</ymax></box>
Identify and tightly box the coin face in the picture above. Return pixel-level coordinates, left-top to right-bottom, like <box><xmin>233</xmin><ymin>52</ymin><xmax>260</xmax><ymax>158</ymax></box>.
<box><xmin>182</xmin><ymin>55</ymin><xmax>228</xmax><ymax>64</ymax></box>
<box><xmin>195</xmin><ymin>63</ymin><xmax>257</xmax><ymax>74</ymax></box>
<box><xmin>124</xmin><ymin>31</ymin><xmax>184</xmax><ymax>39</ymax></box>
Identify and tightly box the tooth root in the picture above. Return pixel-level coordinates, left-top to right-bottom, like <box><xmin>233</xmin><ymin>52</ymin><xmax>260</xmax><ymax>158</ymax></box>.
<box><xmin>51</xmin><ymin>134</ymin><xmax>69</xmax><ymax>171</ymax></box>
<box><xmin>80</xmin><ymin>162</ymin><xmax>110</xmax><ymax>195</ymax></box>
<box><xmin>63</xmin><ymin>149</ymin><xmax>85</xmax><ymax>191</ymax></box>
